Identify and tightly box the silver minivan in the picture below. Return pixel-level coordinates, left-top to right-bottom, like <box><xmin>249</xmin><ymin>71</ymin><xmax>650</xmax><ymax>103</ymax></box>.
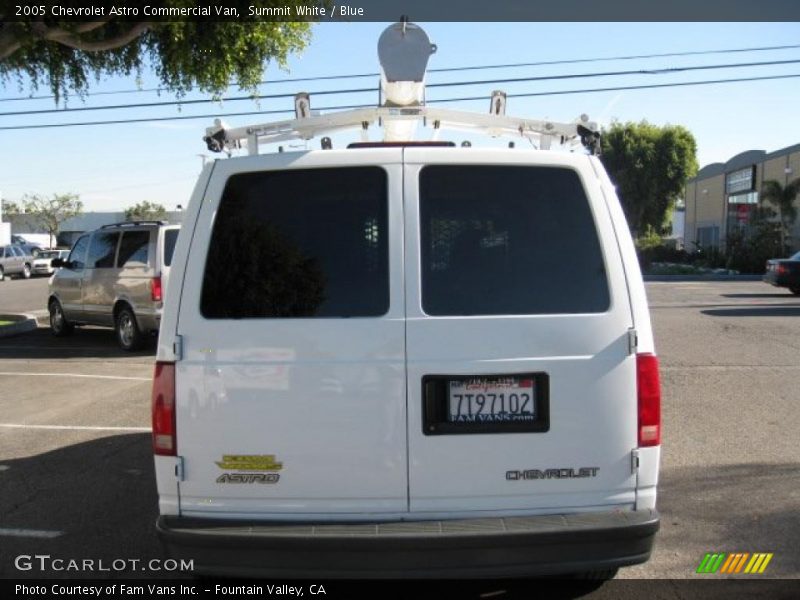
<box><xmin>48</xmin><ymin>221</ymin><xmax>180</xmax><ymax>350</ymax></box>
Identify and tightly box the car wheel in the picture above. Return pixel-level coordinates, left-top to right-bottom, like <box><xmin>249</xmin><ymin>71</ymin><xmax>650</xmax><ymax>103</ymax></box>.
<box><xmin>790</xmin><ymin>286</ymin><xmax>800</xmax><ymax>296</ymax></box>
<box><xmin>22</xmin><ymin>263</ymin><xmax>32</xmax><ymax>279</ymax></box>
<box><xmin>116</xmin><ymin>306</ymin><xmax>144</xmax><ymax>351</ymax></box>
<box><xmin>49</xmin><ymin>299</ymin><xmax>74</xmax><ymax>337</ymax></box>
<box><xmin>0</xmin><ymin>266</ymin><xmax>4</xmax><ymax>281</ymax></box>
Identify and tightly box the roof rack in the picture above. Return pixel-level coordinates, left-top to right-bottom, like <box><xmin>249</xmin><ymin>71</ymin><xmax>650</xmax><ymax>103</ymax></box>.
<box><xmin>100</xmin><ymin>220</ymin><xmax>166</xmax><ymax>229</ymax></box>
<box><xmin>202</xmin><ymin>20</ymin><xmax>601</xmax><ymax>157</ymax></box>
<box><xmin>204</xmin><ymin>102</ymin><xmax>601</xmax><ymax>157</ymax></box>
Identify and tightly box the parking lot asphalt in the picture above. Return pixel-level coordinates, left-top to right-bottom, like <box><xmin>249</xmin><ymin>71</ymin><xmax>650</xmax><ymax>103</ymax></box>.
<box><xmin>0</xmin><ymin>277</ymin><xmax>798</xmax><ymax>595</ymax></box>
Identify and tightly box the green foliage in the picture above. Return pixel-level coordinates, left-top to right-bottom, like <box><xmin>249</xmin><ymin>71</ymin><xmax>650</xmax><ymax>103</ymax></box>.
<box><xmin>760</xmin><ymin>178</ymin><xmax>800</xmax><ymax>254</ymax></box>
<box><xmin>125</xmin><ymin>201</ymin><xmax>168</xmax><ymax>222</ymax></box>
<box><xmin>17</xmin><ymin>193</ymin><xmax>83</xmax><ymax>241</ymax></box>
<box><xmin>635</xmin><ymin>239</ymin><xmax>691</xmax><ymax>271</ymax></box>
<box><xmin>0</xmin><ymin>3</ymin><xmax>315</xmax><ymax>103</ymax></box>
<box><xmin>1</xmin><ymin>200</ymin><xmax>21</xmax><ymax>220</ymax></box>
<box><xmin>600</xmin><ymin>121</ymin><xmax>698</xmax><ymax>236</ymax></box>
<box><xmin>724</xmin><ymin>208</ymin><xmax>782</xmax><ymax>274</ymax></box>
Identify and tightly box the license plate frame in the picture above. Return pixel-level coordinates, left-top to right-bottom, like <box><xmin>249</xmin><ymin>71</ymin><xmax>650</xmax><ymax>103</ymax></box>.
<box><xmin>422</xmin><ymin>373</ymin><xmax>550</xmax><ymax>435</ymax></box>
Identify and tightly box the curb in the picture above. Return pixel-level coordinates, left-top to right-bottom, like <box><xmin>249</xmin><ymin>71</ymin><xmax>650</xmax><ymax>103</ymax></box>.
<box><xmin>644</xmin><ymin>275</ymin><xmax>764</xmax><ymax>282</ymax></box>
<box><xmin>0</xmin><ymin>313</ymin><xmax>39</xmax><ymax>338</ymax></box>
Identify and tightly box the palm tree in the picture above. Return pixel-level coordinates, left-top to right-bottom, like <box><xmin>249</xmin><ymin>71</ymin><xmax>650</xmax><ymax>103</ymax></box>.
<box><xmin>761</xmin><ymin>178</ymin><xmax>800</xmax><ymax>255</ymax></box>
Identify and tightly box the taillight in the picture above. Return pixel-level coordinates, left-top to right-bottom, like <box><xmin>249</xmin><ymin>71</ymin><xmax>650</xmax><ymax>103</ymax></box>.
<box><xmin>151</xmin><ymin>276</ymin><xmax>163</xmax><ymax>302</ymax></box>
<box><xmin>777</xmin><ymin>264</ymin><xmax>788</xmax><ymax>276</ymax></box>
<box><xmin>637</xmin><ymin>353</ymin><xmax>661</xmax><ymax>447</ymax></box>
<box><xmin>152</xmin><ymin>362</ymin><xmax>176</xmax><ymax>456</ymax></box>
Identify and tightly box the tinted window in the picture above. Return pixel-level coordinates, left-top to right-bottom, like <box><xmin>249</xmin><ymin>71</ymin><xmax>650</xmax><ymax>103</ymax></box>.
<box><xmin>0</xmin><ymin>247</ymin><xmax>7</xmax><ymax>258</ymax></box>
<box><xmin>420</xmin><ymin>166</ymin><xmax>609</xmax><ymax>315</ymax></box>
<box><xmin>163</xmin><ymin>229</ymin><xmax>179</xmax><ymax>267</ymax></box>
<box><xmin>68</xmin><ymin>235</ymin><xmax>90</xmax><ymax>270</ymax></box>
<box><xmin>12</xmin><ymin>246</ymin><xmax>25</xmax><ymax>257</ymax></box>
<box><xmin>87</xmin><ymin>232</ymin><xmax>120</xmax><ymax>268</ymax></box>
<box><xmin>201</xmin><ymin>167</ymin><xmax>388</xmax><ymax>319</ymax></box>
<box><xmin>118</xmin><ymin>230</ymin><xmax>150</xmax><ymax>267</ymax></box>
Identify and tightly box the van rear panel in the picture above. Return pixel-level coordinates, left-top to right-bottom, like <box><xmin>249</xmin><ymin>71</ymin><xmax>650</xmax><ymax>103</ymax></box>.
<box><xmin>164</xmin><ymin>148</ymin><xmax>644</xmax><ymax>520</ymax></box>
<box><xmin>172</xmin><ymin>151</ymin><xmax>408</xmax><ymax>515</ymax></box>
<box><xmin>404</xmin><ymin>151</ymin><xmax>637</xmax><ymax>512</ymax></box>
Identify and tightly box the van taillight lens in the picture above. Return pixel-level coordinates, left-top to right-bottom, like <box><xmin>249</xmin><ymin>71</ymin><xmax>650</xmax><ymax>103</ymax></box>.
<box><xmin>637</xmin><ymin>353</ymin><xmax>661</xmax><ymax>447</ymax></box>
<box><xmin>152</xmin><ymin>362</ymin><xmax>176</xmax><ymax>456</ymax></box>
<box><xmin>151</xmin><ymin>276</ymin><xmax>163</xmax><ymax>302</ymax></box>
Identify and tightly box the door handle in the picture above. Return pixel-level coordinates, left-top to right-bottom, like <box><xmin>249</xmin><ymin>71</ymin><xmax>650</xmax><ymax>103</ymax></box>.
<box><xmin>423</xmin><ymin>380</ymin><xmax>438</xmax><ymax>432</ymax></box>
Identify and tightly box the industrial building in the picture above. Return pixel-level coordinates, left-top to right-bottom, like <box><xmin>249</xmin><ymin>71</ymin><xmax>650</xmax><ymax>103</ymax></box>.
<box><xmin>684</xmin><ymin>143</ymin><xmax>800</xmax><ymax>253</ymax></box>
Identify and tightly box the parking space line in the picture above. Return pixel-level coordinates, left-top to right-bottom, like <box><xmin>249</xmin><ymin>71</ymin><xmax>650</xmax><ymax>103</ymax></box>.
<box><xmin>0</xmin><ymin>345</ymin><xmax>135</xmax><ymax>351</ymax></box>
<box><xmin>0</xmin><ymin>423</ymin><xmax>150</xmax><ymax>432</ymax></box>
<box><xmin>0</xmin><ymin>372</ymin><xmax>150</xmax><ymax>381</ymax></box>
<box><xmin>0</xmin><ymin>528</ymin><xmax>64</xmax><ymax>539</ymax></box>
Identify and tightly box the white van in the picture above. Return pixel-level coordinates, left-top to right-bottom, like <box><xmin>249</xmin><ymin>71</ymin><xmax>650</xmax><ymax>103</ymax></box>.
<box><xmin>152</xmin><ymin>21</ymin><xmax>660</xmax><ymax>579</ymax></box>
<box><xmin>152</xmin><ymin>145</ymin><xmax>661</xmax><ymax>577</ymax></box>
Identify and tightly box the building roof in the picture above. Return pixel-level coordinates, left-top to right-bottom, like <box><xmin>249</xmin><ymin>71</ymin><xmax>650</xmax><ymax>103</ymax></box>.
<box><xmin>688</xmin><ymin>141</ymin><xmax>799</xmax><ymax>184</ymax></box>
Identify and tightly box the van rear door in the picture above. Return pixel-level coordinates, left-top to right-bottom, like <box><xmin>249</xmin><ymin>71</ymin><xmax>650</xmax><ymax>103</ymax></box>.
<box><xmin>403</xmin><ymin>149</ymin><xmax>638</xmax><ymax>513</ymax></box>
<box><xmin>173</xmin><ymin>150</ymin><xmax>408</xmax><ymax>517</ymax></box>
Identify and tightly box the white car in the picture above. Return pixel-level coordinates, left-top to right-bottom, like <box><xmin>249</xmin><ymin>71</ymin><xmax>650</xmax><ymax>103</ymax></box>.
<box><xmin>152</xmin><ymin>22</ymin><xmax>660</xmax><ymax>580</ymax></box>
<box><xmin>32</xmin><ymin>249</ymin><xmax>69</xmax><ymax>276</ymax></box>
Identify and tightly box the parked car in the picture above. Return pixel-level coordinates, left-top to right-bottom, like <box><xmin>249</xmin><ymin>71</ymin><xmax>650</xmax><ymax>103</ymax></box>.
<box><xmin>763</xmin><ymin>251</ymin><xmax>800</xmax><ymax>295</ymax></box>
<box><xmin>32</xmin><ymin>249</ymin><xmax>70</xmax><ymax>276</ymax></box>
<box><xmin>0</xmin><ymin>245</ymin><xmax>33</xmax><ymax>281</ymax></box>
<box><xmin>11</xmin><ymin>235</ymin><xmax>44</xmax><ymax>257</ymax></box>
<box><xmin>47</xmin><ymin>221</ymin><xmax>181</xmax><ymax>350</ymax></box>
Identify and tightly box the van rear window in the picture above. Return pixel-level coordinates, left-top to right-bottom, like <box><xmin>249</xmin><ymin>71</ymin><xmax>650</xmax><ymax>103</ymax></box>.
<box><xmin>201</xmin><ymin>167</ymin><xmax>388</xmax><ymax>319</ymax></box>
<box><xmin>118</xmin><ymin>230</ymin><xmax>150</xmax><ymax>267</ymax></box>
<box><xmin>420</xmin><ymin>165</ymin><xmax>609</xmax><ymax>316</ymax></box>
<box><xmin>163</xmin><ymin>229</ymin><xmax>179</xmax><ymax>267</ymax></box>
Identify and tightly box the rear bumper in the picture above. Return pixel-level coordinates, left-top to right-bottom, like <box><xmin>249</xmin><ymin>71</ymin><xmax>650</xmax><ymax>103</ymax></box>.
<box><xmin>134</xmin><ymin>309</ymin><xmax>161</xmax><ymax>333</ymax></box>
<box><xmin>763</xmin><ymin>272</ymin><xmax>785</xmax><ymax>286</ymax></box>
<box><xmin>157</xmin><ymin>509</ymin><xmax>659</xmax><ymax>578</ymax></box>
<box><xmin>764</xmin><ymin>272</ymin><xmax>799</xmax><ymax>288</ymax></box>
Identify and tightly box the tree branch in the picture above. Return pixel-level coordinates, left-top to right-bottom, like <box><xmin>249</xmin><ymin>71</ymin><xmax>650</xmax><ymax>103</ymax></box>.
<box><xmin>0</xmin><ymin>24</ymin><xmax>23</xmax><ymax>60</ymax></box>
<box><xmin>33</xmin><ymin>21</ymin><xmax>152</xmax><ymax>53</ymax></box>
<box><xmin>71</xmin><ymin>18</ymin><xmax>114</xmax><ymax>35</ymax></box>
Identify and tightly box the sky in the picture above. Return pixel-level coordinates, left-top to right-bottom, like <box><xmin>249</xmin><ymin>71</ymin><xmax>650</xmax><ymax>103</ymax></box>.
<box><xmin>1</xmin><ymin>21</ymin><xmax>799</xmax><ymax>212</ymax></box>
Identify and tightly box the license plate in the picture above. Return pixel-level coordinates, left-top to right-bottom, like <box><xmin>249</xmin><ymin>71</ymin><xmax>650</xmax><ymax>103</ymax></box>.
<box><xmin>448</xmin><ymin>377</ymin><xmax>536</xmax><ymax>423</ymax></box>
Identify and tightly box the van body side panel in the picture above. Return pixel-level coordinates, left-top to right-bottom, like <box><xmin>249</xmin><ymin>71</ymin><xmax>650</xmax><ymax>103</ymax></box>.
<box><xmin>154</xmin><ymin>164</ymin><xmax>214</xmax><ymax>517</ymax></box>
<box><xmin>173</xmin><ymin>151</ymin><xmax>409</xmax><ymax>515</ymax></box>
<box><xmin>403</xmin><ymin>150</ymin><xmax>637</xmax><ymax>512</ymax></box>
<box><xmin>591</xmin><ymin>156</ymin><xmax>655</xmax><ymax>353</ymax></box>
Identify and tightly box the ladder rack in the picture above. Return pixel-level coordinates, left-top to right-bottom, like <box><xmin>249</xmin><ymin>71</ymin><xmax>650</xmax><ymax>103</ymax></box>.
<box><xmin>203</xmin><ymin>101</ymin><xmax>601</xmax><ymax>157</ymax></box>
<box><xmin>202</xmin><ymin>21</ymin><xmax>601</xmax><ymax>157</ymax></box>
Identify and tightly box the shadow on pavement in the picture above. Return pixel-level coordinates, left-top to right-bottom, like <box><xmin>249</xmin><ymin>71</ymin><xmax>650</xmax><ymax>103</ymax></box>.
<box><xmin>701</xmin><ymin>306</ymin><xmax>800</xmax><ymax>317</ymax></box>
<box><xmin>0</xmin><ymin>326</ymin><xmax>156</xmax><ymax>360</ymax></box>
<box><xmin>0</xmin><ymin>433</ymin><xmax>166</xmax><ymax>579</ymax></box>
<box><xmin>721</xmin><ymin>293</ymin><xmax>796</xmax><ymax>299</ymax></box>
<box><xmin>657</xmin><ymin>462</ymin><xmax>800</xmax><ymax>578</ymax></box>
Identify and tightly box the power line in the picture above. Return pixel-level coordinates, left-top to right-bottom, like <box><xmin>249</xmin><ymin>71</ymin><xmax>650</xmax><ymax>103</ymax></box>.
<box><xmin>2</xmin><ymin>72</ymin><xmax>799</xmax><ymax>131</ymax></box>
<box><xmin>3</xmin><ymin>57</ymin><xmax>800</xmax><ymax>117</ymax></box>
<box><xmin>1</xmin><ymin>43</ymin><xmax>799</xmax><ymax>103</ymax></box>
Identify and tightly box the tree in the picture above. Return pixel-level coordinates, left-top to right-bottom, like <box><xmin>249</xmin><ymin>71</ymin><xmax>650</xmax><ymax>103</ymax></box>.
<box><xmin>18</xmin><ymin>193</ymin><xmax>83</xmax><ymax>246</ymax></box>
<box><xmin>125</xmin><ymin>201</ymin><xmax>167</xmax><ymax>222</ymax></box>
<box><xmin>600</xmin><ymin>121</ymin><xmax>698</xmax><ymax>237</ymax></box>
<box><xmin>0</xmin><ymin>4</ymin><xmax>315</xmax><ymax>103</ymax></box>
<box><xmin>1</xmin><ymin>200</ymin><xmax>21</xmax><ymax>221</ymax></box>
<box><xmin>760</xmin><ymin>178</ymin><xmax>800</xmax><ymax>255</ymax></box>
